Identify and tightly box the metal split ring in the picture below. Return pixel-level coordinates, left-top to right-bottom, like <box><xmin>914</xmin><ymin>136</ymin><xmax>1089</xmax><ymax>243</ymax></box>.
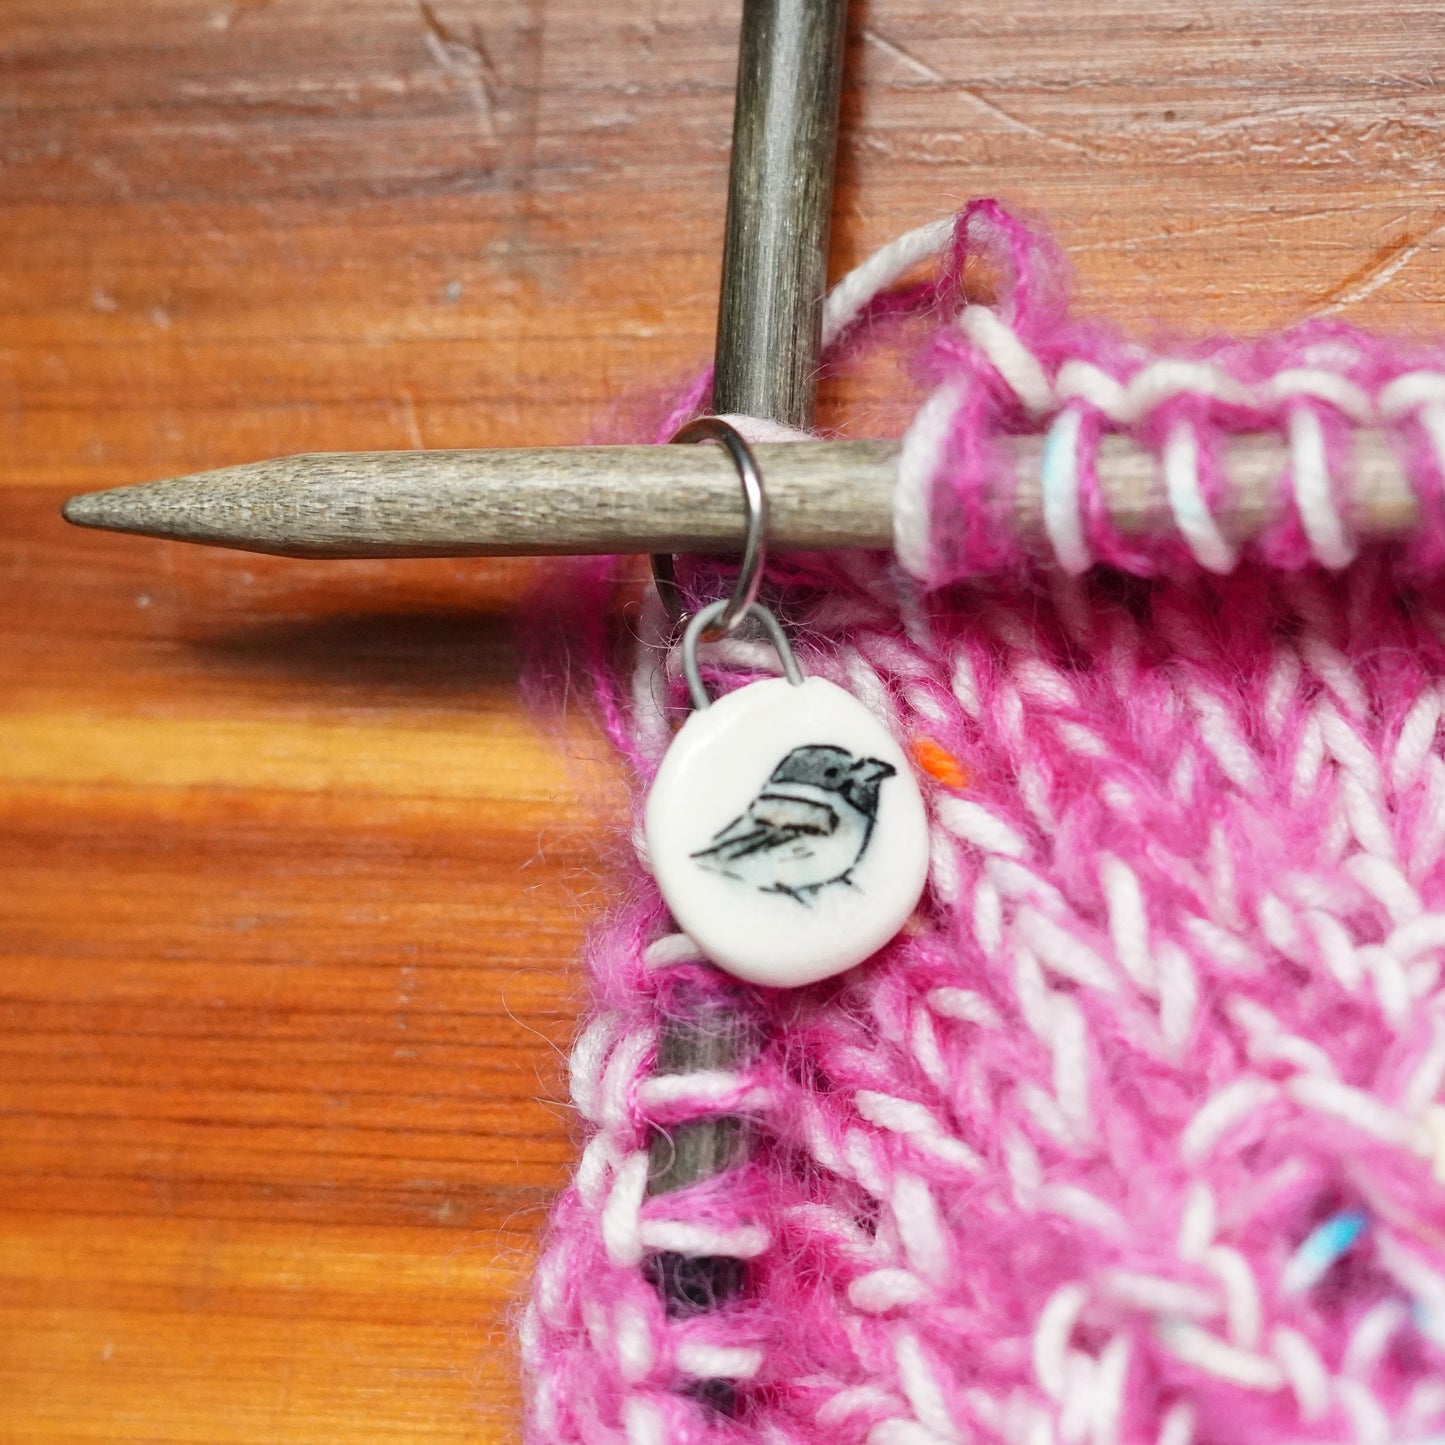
<box><xmin>651</xmin><ymin>415</ymin><xmax>768</xmax><ymax>637</ymax></box>
<box><xmin>680</xmin><ymin>599</ymin><xmax>804</xmax><ymax>712</ymax></box>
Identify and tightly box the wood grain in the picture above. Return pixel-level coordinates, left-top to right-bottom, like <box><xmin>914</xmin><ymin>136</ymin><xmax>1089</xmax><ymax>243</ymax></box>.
<box><xmin>7</xmin><ymin>2</ymin><xmax>1445</xmax><ymax>1441</ymax></box>
<box><xmin>58</xmin><ymin>430</ymin><xmax>1423</xmax><ymax>558</ymax></box>
<box><xmin>714</xmin><ymin>0</ymin><xmax>846</xmax><ymax>429</ymax></box>
<box><xmin>62</xmin><ymin>441</ymin><xmax>903</xmax><ymax>557</ymax></box>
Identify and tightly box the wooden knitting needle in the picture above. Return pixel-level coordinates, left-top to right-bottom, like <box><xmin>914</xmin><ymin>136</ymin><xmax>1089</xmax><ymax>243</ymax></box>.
<box><xmin>641</xmin><ymin>0</ymin><xmax>846</xmax><ymax>1245</ymax></box>
<box><xmin>63</xmin><ymin>431</ymin><xmax>1417</xmax><ymax>558</ymax></box>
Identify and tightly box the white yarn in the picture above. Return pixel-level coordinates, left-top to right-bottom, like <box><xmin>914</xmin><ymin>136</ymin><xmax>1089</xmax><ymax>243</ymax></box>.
<box><xmin>602</xmin><ymin>1152</ymin><xmax>652</xmax><ymax>1267</ymax></box>
<box><xmin>895</xmin><ymin>378</ymin><xmax>966</xmax><ymax>581</ymax></box>
<box><xmin>848</xmin><ymin>1268</ymin><xmax>931</xmax><ymax>1312</ymax></box>
<box><xmin>960</xmin><ymin>305</ymin><xmax>1055</xmax><ymax>416</ymax></box>
<box><xmin>641</xmin><ymin>933</ymin><xmax>706</xmax><ymax>970</ymax></box>
<box><xmin>1163</xmin><ymin>422</ymin><xmax>1238</xmax><ymax>574</ymax></box>
<box><xmin>674</xmin><ymin>1342</ymin><xmax>764</xmax><ymax>1379</ymax></box>
<box><xmin>637</xmin><ymin>1219</ymin><xmax>772</xmax><ymax>1258</ymax></box>
<box><xmin>1289</xmin><ymin>407</ymin><xmax>1356</xmax><ymax>569</ymax></box>
<box><xmin>1040</xmin><ymin>407</ymin><xmax>1091</xmax><ymax>574</ymax></box>
<box><xmin>714</xmin><ymin>412</ymin><xmax>814</xmax><ymax>445</ymax></box>
<box><xmin>1032</xmin><ymin>1282</ymin><xmax>1089</xmax><ymax>1401</ymax></box>
<box><xmin>821</xmin><ymin>216</ymin><xmax>957</xmax><ymax>349</ymax></box>
<box><xmin>1154</xmin><ymin>1321</ymin><xmax>1285</xmax><ymax>1392</ymax></box>
<box><xmin>1180</xmin><ymin>1077</ymin><xmax>1279</xmax><ymax>1165</ymax></box>
<box><xmin>1267</xmin><ymin>368</ymin><xmax>1374</xmax><ymax>422</ymax></box>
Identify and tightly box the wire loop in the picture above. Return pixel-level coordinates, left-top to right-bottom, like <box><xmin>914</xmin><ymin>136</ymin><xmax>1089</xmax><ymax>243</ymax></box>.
<box><xmin>651</xmin><ymin>416</ymin><xmax>769</xmax><ymax>636</ymax></box>
<box><xmin>680</xmin><ymin>600</ymin><xmax>804</xmax><ymax>712</ymax></box>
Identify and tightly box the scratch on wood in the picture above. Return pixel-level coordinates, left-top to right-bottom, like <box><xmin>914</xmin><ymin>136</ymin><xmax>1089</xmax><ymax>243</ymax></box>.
<box><xmin>207</xmin><ymin>0</ymin><xmax>273</xmax><ymax>30</ymax></box>
<box><xmin>397</xmin><ymin>390</ymin><xmax>426</xmax><ymax>450</ymax></box>
<box><xmin>955</xmin><ymin>89</ymin><xmax>1101</xmax><ymax>157</ymax></box>
<box><xmin>1066</xmin><ymin>204</ymin><xmax>1371</xmax><ymax>255</ymax></box>
<box><xmin>1311</xmin><ymin>218</ymin><xmax>1445</xmax><ymax>316</ymax></box>
<box><xmin>419</xmin><ymin>0</ymin><xmax>499</xmax><ymax>144</ymax></box>
<box><xmin>861</xmin><ymin>27</ymin><xmax>945</xmax><ymax>85</ymax></box>
<box><xmin>1196</xmin><ymin>102</ymin><xmax>1342</xmax><ymax>138</ymax></box>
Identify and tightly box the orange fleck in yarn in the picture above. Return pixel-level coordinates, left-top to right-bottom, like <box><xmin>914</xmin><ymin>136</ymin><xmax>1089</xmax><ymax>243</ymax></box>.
<box><xmin>912</xmin><ymin>737</ymin><xmax>971</xmax><ymax>790</ymax></box>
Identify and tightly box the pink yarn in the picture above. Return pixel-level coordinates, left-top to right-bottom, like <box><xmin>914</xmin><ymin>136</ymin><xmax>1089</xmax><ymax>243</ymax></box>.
<box><xmin>906</xmin><ymin>202</ymin><xmax>1445</xmax><ymax>584</ymax></box>
<box><xmin>522</xmin><ymin>204</ymin><xmax>1445</xmax><ymax>1445</ymax></box>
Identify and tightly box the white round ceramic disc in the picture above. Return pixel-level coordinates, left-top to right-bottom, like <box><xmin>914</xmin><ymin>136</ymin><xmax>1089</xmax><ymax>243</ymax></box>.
<box><xmin>645</xmin><ymin>675</ymin><xmax>929</xmax><ymax>987</ymax></box>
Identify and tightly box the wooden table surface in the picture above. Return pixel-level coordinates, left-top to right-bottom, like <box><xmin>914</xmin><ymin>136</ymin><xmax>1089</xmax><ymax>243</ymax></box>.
<box><xmin>5</xmin><ymin>2</ymin><xmax>1445</xmax><ymax>1440</ymax></box>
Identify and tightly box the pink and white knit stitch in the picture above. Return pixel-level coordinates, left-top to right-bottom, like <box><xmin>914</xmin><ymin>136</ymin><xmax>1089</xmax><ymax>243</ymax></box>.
<box><xmin>521</xmin><ymin>202</ymin><xmax>1445</xmax><ymax>1445</ymax></box>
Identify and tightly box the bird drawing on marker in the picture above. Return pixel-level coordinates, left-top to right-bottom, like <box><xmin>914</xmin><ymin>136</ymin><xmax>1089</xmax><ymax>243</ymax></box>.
<box><xmin>691</xmin><ymin>745</ymin><xmax>896</xmax><ymax>902</ymax></box>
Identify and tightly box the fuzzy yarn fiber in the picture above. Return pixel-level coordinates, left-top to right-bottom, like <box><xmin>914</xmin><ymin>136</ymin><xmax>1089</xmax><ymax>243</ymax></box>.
<box><xmin>521</xmin><ymin>203</ymin><xmax>1445</xmax><ymax>1445</ymax></box>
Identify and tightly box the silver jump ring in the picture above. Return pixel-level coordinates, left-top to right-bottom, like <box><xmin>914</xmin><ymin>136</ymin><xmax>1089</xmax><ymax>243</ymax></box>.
<box><xmin>651</xmin><ymin>416</ymin><xmax>769</xmax><ymax>636</ymax></box>
<box><xmin>681</xmin><ymin>600</ymin><xmax>804</xmax><ymax>712</ymax></box>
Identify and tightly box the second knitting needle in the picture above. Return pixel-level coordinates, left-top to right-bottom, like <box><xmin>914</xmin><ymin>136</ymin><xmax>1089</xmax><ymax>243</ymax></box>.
<box><xmin>62</xmin><ymin>431</ymin><xmax>1415</xmax><ymax>559</ymax></box>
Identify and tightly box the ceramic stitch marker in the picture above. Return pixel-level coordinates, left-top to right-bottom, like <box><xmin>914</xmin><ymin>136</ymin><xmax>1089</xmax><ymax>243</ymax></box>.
<box><xmin>646</xmin><ymin>598</ymin><xmax>929</xmax><ymax>987</ymax></box>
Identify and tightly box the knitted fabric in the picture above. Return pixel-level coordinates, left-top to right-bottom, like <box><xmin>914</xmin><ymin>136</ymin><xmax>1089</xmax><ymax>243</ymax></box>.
<box><xmin>520</xmin><ymin>202</ymin><xmax>1445</xmax><ymax>1445</ymax></box>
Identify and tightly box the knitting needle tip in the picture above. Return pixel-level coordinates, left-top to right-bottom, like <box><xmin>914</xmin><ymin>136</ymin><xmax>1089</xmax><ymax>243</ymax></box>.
<box><xmin>63</xmin><ymin>480</ymin><xmax>179</xmax><ymax>537</ymax></box>
<box><xmin>61</xmin><ymin>459</ymin><xmax>347</xmax><ymax>558</ymax></box>
<box><xmin>58</xmin><ymin>444</ymin><xmax>899</xmax><ymax>559</ymax></box>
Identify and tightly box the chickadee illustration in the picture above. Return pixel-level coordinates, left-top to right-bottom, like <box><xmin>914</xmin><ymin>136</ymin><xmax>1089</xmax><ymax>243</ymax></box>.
<box><xmin>690</xmin><ymin>744</ymin><xmax>897</xmax><ymax>902</ymax></box>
